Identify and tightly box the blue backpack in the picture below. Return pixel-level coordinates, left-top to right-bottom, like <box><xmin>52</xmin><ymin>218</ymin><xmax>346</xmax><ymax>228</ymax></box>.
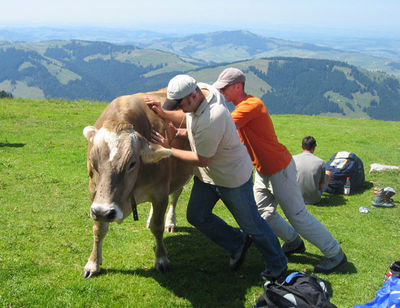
<box><xmin>324</xmin><ymin>151</ymin><xmax>365</xmax><ymax>194</ymax></box>
<box><xmin>354</xmin><ymin>261</ymin><xmax>400</xmax><ymax>308</ymax></box>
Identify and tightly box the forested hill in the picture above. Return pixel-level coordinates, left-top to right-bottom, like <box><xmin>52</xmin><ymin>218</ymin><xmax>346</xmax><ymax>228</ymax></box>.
<box><xmin>251</xmin><ymin>58</ymin><xmax>399</xmax><ymax>121</ymax></box>
<box><xmin>190</xmin><ymin>57</ymin><xmax>400</xmax><ymax>121</ymax></box>
<box><xmin>0</xmin><ymin>40</ymin><xmax>200</xmax><ymax>101</ymax></box>
<box><xmin>1</xmin><ymin>40</ymin><xmax>400</xmax><ymax>121</ymax></box>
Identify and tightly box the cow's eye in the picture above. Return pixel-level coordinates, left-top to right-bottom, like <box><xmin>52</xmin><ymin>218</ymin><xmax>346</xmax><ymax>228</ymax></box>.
<box><xmin>89</xmin><ymin>158</ymin><xmax>97</xmax><ymax>171</ymax></box>
<box><xmin>128</xmin><ymin>161</ymin><xmax>136</xmax><ymax>171</ymax></box>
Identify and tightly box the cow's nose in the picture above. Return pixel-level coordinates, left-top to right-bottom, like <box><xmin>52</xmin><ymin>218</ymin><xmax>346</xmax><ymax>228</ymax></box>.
<box><xmin>90</xmin><ymin>205</ymin><xmax>118</xmax><ymax>221</ymax></box>
<box><xmin>90</xmin><ymin>203</ymin><xmax>123</xmax><ymax>221</ymax></box>
<box><xmin>90</xmin><ymin>207</ymin><xmax>99</xmax><ymax>219</ymax></box>
<box><xmin>106</xmin><ymin>208</ymin><xmax>116</xmax><ymax>220</ymax></box>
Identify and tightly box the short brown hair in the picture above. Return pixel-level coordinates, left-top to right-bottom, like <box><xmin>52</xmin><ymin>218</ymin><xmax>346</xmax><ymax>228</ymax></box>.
<box><xmin>302</xmin><ymin>136</ymin><xmax>317</xmax><ymax>150</ymax></box>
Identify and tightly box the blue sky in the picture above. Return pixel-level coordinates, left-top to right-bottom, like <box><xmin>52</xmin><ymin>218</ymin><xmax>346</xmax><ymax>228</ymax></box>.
<box><xmin>2</xmin><ymin>0</ymin><xmax>400</xmax><ymax>37</ymax></box>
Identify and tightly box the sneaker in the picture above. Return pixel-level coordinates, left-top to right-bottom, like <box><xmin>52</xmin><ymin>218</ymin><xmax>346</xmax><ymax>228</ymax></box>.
<box><xmin>261</xmin><ymin>266</ymin><xmax>287</xmax><ymax>282</ymax></box>
<box><xmin>314</xmin><ymin>250</ymin><xmax>348</xmax><ymax>274</ymax></box>
<box><xmin>282</xmin><ymin>236</ymin><xmax>306</xmax><ymax>256</ymax></box>
<box><xmin>229</xmin><ymin>234</ymin><xmax>252</xmax><ymax>271</ymax></box>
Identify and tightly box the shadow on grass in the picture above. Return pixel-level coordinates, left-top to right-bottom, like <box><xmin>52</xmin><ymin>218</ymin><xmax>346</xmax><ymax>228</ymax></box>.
<box><xmin>98</xmin><ymin>226</ymin><xmax>357</xmax><ymax>306</ymax></box>
<box><xmin>315</xmin><ymin>194</ymin><xmax>346</xmax><ymax>207</ymax></box>
<box><xmin>316</xmin><ymin>181</ymin><xmax>375</xmax><ymax>207</ymax></box>
<box><xmin>99</xmin><ymin>227</ymin><xmax>270</xmax><ymax>306</ymax></box>
<box><xmin>0</xmin><ymin>142</ymin><xmax>25</xmax><ymax>148</ymax></box>
<box><xmin>288</xmin><ymin>253</ymin><xmax>357</xmax><ymax>273</ymax></box>
<box><xmin>351</xmin><ymin>181</ymin><xmax>374</xmax><ymax>195</ymax></box>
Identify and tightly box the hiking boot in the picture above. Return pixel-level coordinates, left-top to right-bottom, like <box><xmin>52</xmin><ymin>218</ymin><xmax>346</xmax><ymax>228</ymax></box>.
<box><xmin>372</xmin><ymin>187</ymin><xmax>395</xmax><ymax>208</ymax></box>
<box><xmin>282</xmin><ymin>236</ymin><xmax>306</xmax><ymax>256</ymax></box>
<box><xmin>372</xmin><ymin>199</ymin><xmax>395</xmax><ymax>208</ymax></box>
<box><xmin>261</xmin><ymin>266</ymin><xmax>287</xmax><ymax>282</ymax></box>
<box><xmin>383</xmin><ymin>187</ymin><xmax>396</xmax><ymax>200</ymax></box>
<box><xmin>230</xmin><ymin>234</ymin><xmax>252</xmax><ymax>271</ymax></box>
<box><xmin>372</xmin><ymin>194</ymin><xmax>394</xmax><ymax>208</ymax></box>
<box><xmin>314</xmin><ymin>250</ymin><xmax>348</xmax><ymax>274</ymax></box>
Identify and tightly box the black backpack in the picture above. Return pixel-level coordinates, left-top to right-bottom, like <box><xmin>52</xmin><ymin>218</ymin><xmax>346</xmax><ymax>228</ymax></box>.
<box><xmin>252</xmin><ymin>272</ymin><xmax>336</xmax><ymax>308</ymax></box>
<box><xmin>324</xmin><ymin>151</ymin><xmax>365</xmax><ymax>194</ymax></box>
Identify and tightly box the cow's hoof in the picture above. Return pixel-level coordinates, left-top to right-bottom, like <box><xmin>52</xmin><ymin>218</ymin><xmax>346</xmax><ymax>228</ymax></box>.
<box><xmin>155</xmin><ymin>257</ymin><xmax>170</xmax><ymax>273</ymax></box>
<box><xmin>165</xmin><ymin>225</ymin><xmax>176</xmax><ymax>233</ymax></box>
<box><xmin>82</xmin><ymin>260</ymin><xmax>99</xmax><ymax>278</ymax></box>
<box><xmin>82</xmin><ymin>269</ymin><xmax>96</xmax><ymax>279</ymax></box>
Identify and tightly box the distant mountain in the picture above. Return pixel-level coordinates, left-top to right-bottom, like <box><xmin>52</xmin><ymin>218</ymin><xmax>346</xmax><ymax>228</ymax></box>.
<box><xmin>2</xmin><ymin>27</ymin><xmax>400</xmax><ymax>78</ymax></box>
<box><xmin>0</xmin><ymin>26</ymin><xmax>174</xmax><ymax>44</ymax></box>
<box><xmin>189</xmin><ymin>58</ymin><xmax>400</xmax><ymax>121</ymax></box>
<box><xmin>137</xmin><ymin>30</ymin><xmax>332</xmax><ymax>63</ymax></box>
<box><xmin>0</xmin><ymin>40</ymin><xmax>199</xmax><ymax>101</ymax></box>
<box><xmin>2</xmin><ymin>27</ymin><xmax>400</xmax><ymax>77</ymax></box>
<box><xmin>1</xmin><ymin>40</ymin><xmax>399</xmax><ymax>121</ymax></box>
<box><xmin>299</xmin><ymin>36</ymin><xmax>400</xmax><ymax>60</ymax></box>
<box><xmin>137</xmin><ymin>30</ymin><xmax>400</xmax><ymax>78</ymax></box>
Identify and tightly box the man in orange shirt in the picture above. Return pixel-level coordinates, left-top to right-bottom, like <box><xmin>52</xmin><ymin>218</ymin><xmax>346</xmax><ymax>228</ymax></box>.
<box><xmin>213</xmin><ymin>67</ymin><xmax>347</xmax><ymax>274</ymax></box>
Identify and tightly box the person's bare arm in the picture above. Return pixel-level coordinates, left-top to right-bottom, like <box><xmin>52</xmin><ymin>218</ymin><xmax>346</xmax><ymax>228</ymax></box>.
<box><xmin>170</xmin><ymin>148</ymin><xmax>211</xmax><ymax>167</ymax></box>
<box><xmin>150</xmin><ymin>130</ymin><xmax>211</xmax><ymax>167</ymax></box>
<box><xmin>321</xmin><ymin>170</ymin><xmax>332</xmax><ymax>189</ymax></box>
<box><xmin>145</xmin><ymin>97</ymin><xmax>186</xmax><ymax>127</ymax></box>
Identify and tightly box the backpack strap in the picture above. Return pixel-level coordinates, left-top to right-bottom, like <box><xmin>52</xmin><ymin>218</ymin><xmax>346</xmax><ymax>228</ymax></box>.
<box><xmin>285</xmin><ymin>271</ymin><xmax>304</xmax><ymax>283</ymax></box>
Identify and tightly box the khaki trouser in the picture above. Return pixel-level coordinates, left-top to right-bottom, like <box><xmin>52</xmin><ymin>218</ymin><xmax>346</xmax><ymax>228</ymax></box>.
<box><xmin>254</xmin><ymin>159</ymin><xmax>341</xmax><ymax>258</ymax></box>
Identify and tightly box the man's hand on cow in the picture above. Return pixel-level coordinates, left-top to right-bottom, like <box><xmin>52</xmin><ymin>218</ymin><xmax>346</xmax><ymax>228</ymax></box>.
<box><xmin>151</xmin><ymin>130</ymin><xmax>170</xmax><ymax>148</ymax></box>
<box><xmin>166</xmin><ymin>120</ymin><xmax>178</xmax><ymax>137</ymax></box>
<box><xmin>145</xmin><ymin>97</ymin><xmax>166</xmax><ymax>118</ymax></box>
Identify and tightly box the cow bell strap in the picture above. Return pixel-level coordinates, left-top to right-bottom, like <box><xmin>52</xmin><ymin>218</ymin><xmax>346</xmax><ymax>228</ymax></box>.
<box><xmin>131</xmin><ymin>197</ymin><xmax>138</xmax><ymax>221</ymax></box>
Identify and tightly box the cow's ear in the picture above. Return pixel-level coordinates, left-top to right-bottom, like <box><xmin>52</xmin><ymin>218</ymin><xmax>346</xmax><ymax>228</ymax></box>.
<box><xmin>133</xmin><ymin>132</ymin><xmax>172</xmax><ymax>163</ymax></box>
<box><xmin>83</xmin><ymin>126</ymin><xmax>97</xmax><ymax>143</ymax></box>
<box><xmin>135</xmin><ymin>133</ymin><xmax>172</xmax><ymax>163</ymax></box>
<box><xmin>140</xmin><ymin>142</ymin><xmax>173</xmax><ymax>163</ymax></box>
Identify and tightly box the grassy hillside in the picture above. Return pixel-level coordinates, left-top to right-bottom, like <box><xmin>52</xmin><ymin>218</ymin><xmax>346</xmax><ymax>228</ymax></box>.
<box><xmin>0</xmin><ymin>97</ymin><xmax>399</xmax><ymax>307</ymax></box>
<box><xmin>1</xmin><ymin>40</ymin><xmax>400</xmax><ymax>121</ymax></box>
<box><xmin>0</xmin><ymin>40</ymin><xmax>200</xmax><ymax>101</ymax></box>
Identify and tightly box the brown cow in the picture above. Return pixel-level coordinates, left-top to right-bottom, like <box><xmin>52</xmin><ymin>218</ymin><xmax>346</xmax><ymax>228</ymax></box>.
<box><xmin>82</xmin><ymin>89</ymin><xmax>193</xmax><ymax>278</ymax></box>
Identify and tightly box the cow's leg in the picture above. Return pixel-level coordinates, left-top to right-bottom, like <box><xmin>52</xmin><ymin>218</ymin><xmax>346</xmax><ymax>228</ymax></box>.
<box><xmin>146</xmin><ymin>206</ymin><xmax>153</xmax><ymax>229</ymax></box>
<box><xmin>147</xmin><ymin>187</ymin><xmax>182</xmax><ymax>232</ymax></box>
<box><xmin>165</xmin><ymin>187</ymin><xmax>183</xmax><ymax>233</ymax></box>
<box><xmin>82</xmin><ymin>221</ymin><xmax>109</xmax><ymax>278</ymax></box>
<box><xmin>149</xmin><ymin>197</ymin><xmax>170</xmax><ymax>272</ymax></box>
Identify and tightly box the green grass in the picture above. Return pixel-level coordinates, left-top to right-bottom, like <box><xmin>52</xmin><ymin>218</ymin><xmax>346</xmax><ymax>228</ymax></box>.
<box><xmin>0</xmin><ymin>98</ymin><xmax>399</xmax><ymax>307</ymax></box>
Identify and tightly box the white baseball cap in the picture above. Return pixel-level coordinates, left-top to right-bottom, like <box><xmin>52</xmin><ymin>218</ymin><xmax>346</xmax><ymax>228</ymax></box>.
<box><xmin>163</xmin><ymin>74</ymin><xmax>198</xmax><ymax>110</ymax></box>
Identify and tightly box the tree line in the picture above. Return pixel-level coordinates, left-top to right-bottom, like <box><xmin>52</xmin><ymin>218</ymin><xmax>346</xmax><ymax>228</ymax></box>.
<box><xmin>0</xmin><ymin>90</ymin><xmax>13</xmax><ymax>98</ymax></box>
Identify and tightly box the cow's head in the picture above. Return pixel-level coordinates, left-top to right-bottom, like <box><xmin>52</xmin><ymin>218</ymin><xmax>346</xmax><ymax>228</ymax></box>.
<box><xmin>83</xmin><ymin>120</ymin><xmax>172</xmax><ymax>222</ymax></box>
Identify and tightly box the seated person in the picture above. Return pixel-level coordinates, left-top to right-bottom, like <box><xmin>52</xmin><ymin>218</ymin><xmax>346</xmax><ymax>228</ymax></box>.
<box><xmin>293</xmin><ymin>136</ymin><xmax>331</xmax><ymax>204</ymax></box>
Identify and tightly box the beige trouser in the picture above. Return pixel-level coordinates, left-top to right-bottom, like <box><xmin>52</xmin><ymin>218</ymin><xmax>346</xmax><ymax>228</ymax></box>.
<box><xmin>254</xmin><ymin>159</ymin><xmax>341</xmax><ymax>258</ymax></box>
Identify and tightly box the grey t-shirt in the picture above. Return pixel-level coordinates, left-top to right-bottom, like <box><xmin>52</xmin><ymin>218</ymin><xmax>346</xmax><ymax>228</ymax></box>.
<box><xmin>293</xmin><ymin>152</ymin><xmax>326</xmax><ymax>204</ymax></box>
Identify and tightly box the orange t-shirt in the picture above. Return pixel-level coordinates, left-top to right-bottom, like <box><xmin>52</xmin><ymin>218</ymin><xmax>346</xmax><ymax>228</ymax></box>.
<box><xmin>231</xmin><ymin>95</ymin><xmax>292</xmax><ymax>176</ymax></box>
